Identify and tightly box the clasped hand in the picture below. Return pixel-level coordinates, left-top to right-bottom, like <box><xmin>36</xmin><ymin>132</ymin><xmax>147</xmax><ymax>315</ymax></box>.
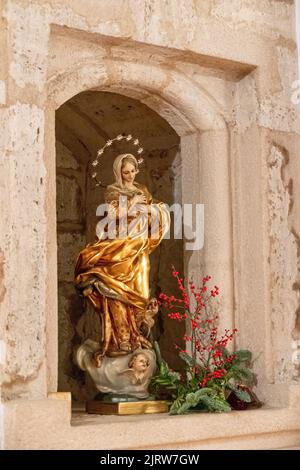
<box><xmin>131</xmin><ymin>194</ymin><xmax>147</xmax><ymax>205</ymax></box>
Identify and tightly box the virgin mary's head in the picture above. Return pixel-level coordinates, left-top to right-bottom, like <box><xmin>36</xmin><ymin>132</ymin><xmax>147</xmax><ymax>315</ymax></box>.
<box><xmin>113</xmin><ymin>153</ymin><xmax>138</xmax><ymax>187</ymax></box>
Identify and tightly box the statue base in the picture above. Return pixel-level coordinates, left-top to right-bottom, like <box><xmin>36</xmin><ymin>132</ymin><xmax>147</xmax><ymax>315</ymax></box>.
<box><xmin>77</xmin><ymin>340</ymin><xmax>157</xmax><ymax>399</ymax></box>
<box><xmin>86</xmin><ymin>400</ymin><xmax>168</xmax><ymax>415</ymax></box>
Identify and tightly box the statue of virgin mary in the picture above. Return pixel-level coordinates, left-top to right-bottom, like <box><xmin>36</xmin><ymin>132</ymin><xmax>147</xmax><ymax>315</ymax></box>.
<box><xmin>74</xmin><ymin>153</ymin><xmax>170</xmax><ymax>398</ymax></box>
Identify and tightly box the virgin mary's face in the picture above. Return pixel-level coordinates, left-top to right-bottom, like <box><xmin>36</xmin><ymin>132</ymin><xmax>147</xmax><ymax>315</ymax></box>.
<box><xmin>121</xmin><ymin>162</ymin><xmax>137</xmax><ymax>184</ymax></box>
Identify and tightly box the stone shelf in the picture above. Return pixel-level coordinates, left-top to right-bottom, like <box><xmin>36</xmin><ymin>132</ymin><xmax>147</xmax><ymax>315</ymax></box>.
<box><xmin>3</xmin><ymin>397</ymin><xmax>300</xmax><ymax>450</ymax></box>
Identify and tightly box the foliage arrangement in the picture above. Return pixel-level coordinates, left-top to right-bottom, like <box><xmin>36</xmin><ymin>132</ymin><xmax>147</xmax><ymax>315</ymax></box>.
<box><xmin>150</xmin><ymin>269</ymin><xmax>257</xmax><ymax>414</ymax></box>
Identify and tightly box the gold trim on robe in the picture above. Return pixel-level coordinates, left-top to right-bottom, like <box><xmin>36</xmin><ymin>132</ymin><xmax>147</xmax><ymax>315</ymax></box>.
<box><xmin>74</xmin><ymin>182</ymin><xmax>170</xmax><ymax>357</ymax></box>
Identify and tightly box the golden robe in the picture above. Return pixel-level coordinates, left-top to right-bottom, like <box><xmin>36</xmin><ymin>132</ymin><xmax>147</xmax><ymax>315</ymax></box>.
<box><xmin>74</xmin><ymin>182</ymin><xmax>170</xmax><ymax>357</ymax></box>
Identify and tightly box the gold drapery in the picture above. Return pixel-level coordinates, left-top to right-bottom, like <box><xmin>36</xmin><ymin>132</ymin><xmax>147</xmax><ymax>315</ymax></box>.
<box><xmin>74</xmin><ymin>182</ymin><xmax>170</xmax><ymax>357</ymax></box>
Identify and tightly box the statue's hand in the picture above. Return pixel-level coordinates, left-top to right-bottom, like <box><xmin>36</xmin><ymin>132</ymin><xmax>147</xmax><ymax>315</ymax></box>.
<box><xmin>83</xmin><ymin>286</ymin><xmax>93</xmax><ymax>297</ymax></box>
<box><xmin>108</xmin><ymin>200</ymin><xmax>118</xmax><ymax>217</ymax></box>
<box><xmin>131</xmin><ymin>194</ymin><xmax>147</xmax><ymax>205</ymax></box>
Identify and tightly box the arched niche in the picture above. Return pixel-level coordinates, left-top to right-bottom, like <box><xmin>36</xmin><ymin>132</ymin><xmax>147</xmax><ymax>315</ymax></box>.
<box><xmin>45</xmin><ymin>56</ymin><xmax>233</xmax><ymax>395</ymax></box>
<box><xmin>56</xmin><ymin>89</ymin><xmax>185</xmax><ymax>399</ymax></box>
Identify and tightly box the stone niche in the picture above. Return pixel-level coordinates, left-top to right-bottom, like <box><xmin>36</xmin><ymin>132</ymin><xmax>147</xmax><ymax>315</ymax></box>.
<box><xmin>1</xmin><ymin>0</ymin><xmax>300</xmax><ymax>451</ymax></box>
<box><xmin>56</xmin><ymin>90</ymin><xmax>183</xmax><ymax>400</ymax></box>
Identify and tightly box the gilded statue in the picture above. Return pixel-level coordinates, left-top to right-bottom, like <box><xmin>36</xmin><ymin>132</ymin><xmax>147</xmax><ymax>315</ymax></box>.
<box><xmin>75</xmin><ymin>146</ymin><xmax>170</xmax><ymax>400</ymax></box>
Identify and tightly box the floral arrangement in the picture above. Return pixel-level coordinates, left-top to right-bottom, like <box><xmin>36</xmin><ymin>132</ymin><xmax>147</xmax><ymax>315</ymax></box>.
<box><xmin>150</xmin><ymin>269</ymin><xmax>260</xmax><ymax>414</ymax></box>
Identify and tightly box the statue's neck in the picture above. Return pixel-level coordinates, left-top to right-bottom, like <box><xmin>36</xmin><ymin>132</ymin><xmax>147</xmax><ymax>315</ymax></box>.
<box><xmin>123</xmin><ymin>182</ymin><xmax>138</xmax><ymax>191</ymax></box>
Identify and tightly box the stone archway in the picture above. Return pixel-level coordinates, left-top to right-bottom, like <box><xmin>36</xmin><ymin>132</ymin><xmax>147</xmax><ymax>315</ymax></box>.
<box><xmin>46</xmin><ymin>54</ymin><xmax>234</xmax><ymax>395</ymax></box>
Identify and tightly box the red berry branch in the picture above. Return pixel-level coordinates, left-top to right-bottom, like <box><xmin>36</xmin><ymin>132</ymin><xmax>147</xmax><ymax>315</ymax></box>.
<box><xmin>158</xmin><ymin>267</ymin><xmax>238</xmax><ymax>386</ymax></box>
<box><xmin>151</xmin><ymin>268</ymin><xmax>258</xmax><ymax>414</ymax></box>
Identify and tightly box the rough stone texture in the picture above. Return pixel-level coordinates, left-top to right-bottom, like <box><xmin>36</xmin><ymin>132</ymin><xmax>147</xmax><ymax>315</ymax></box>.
<box><xmin>56</xmin><ymin>175</ymin><xmax>84</xmax><ymax>223</ymax></box>
<box><xmin>56</xmin><ymin>141</ymin><xmax>79</xmax><ymax>170</ymax></box>
<box><xmin>211</xmin><ymin>0</ymin><xmax>295</xmax><ymax>41</ymax></box>
<box><xmin>263</xmin><ymin>130</ymin><xmax>300</xmax><ymax>382</ymax></box>
<box><xmin>5</xmin><ymin>2</ymin><xmax>50</xmax><ymax>92</ymax></box>
<box><xmin>0</xmin><ymin>0</ymin><xmax>299</xmax><ymax>449</ymax></box>
<box><xmin>259</xmin><ymin>46</ymin><xmax>300</xmax><ymax>133</ymax></box>
<box><xmin>267</xmin><ymin>144</ymin><xmax>298</xmax><ymax>382</ymax></box>
<box><xmin>1</xmin><ymin>102</ymin><xmax>47</xmax><ymax>400</ymax></box>
<box><xmin>57</xmin><ymin>233</ymin><xmax>86</xmax><ymax>282</ymax></box>
<box><xmin>0</xmin><ymin>80</ymin><xmax>6</xmax><ymax>105</ymax></box>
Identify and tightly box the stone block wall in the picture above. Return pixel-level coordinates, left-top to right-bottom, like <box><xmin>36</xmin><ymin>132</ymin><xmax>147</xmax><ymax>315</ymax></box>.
<box><xmin>0</xmin><ymin>0</ymin><xmax>299</xmax><ymax>412</ymax></box>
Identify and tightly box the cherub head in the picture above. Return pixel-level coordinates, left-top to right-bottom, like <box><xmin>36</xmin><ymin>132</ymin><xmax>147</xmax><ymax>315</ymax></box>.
<box><xmin>147</xmin><ymin>297</ymin><xmax>159</xmax><ymax>315</ymax></box>
<box><xmin>128</xmin><ymin>352</ymin><xmax>150</xmax><ymax>374</ymax></box>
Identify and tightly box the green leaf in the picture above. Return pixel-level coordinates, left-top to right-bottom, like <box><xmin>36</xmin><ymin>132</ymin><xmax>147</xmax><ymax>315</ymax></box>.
<box><xmin>234</xmin><ymin>350</ymin><xmax>252</xmax><ymax>365</ymax></box>
<box><xmin>188</xmin><ymin>387</ymin><xmax>215</xmax><ymax>402</ymax></box>
<box><xmin>197</xmin><ymin>395</ymin><xmax>232</xmax><ymax>413</ymax></box>
<box><xmin>153</xmin><ymin>341</ymin><xmax>163</xmax><ymax>366</ymax></box>
<box><xmin>152</xmin><ymin>378</ymin><xmax>175</xmax><ymax>387</ymax></box>
<box><xmin>150</xmin><ymin>358</ymin><xmax>181</xmax><ymax>397</ymax></box>
<box><xmin>160</xmin><ymin>361</ymin><xmax>170</xmax><ymax>376</ymax></box>
<box><xmin>169</xmin><ymin>396</ymin><xmax>189</xmax><ymax>415</ymax></box>
<box><xmin>185</xmin><ymin>391</ymin><xmax>203</xmax><ymax>407</ymax></box>
<box><xmin>187</xmin><ymin>377</ymin><xmax>200</xmax><ymax>392</ymax></box>
<box><xmin>228</xmin><ymin>365</ymin><xmax>255</xmax><ymax>383</ymax></box>
<box><xmin>170</xmin><ymin>388</ymin><xmax>216</xmax><ymax>415</ymax></box>
<box><xmin>177</xmin><ymin>383</ymin><xmax>188</xmax><ymax>398</ymax></box>
<box><xmin>226</xmin><ymin>383</ymin><xmax>251</xmax><ymax>403</ymax></box>
<box><xmin>169</xmin><ymin>386</ymin><xmax>232</xmax><ymax>415</ymax></box>
<box><xmin>151</xmin><ymin>372</ymin><xmax>179</xmax><ymax>388</ymax></box>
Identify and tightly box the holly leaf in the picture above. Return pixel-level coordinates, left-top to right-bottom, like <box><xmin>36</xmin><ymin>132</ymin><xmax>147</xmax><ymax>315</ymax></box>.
<box><xmin>227</xmin><ymin>365</ymin><xmax>255</xmax><ymax>384</ymax></box>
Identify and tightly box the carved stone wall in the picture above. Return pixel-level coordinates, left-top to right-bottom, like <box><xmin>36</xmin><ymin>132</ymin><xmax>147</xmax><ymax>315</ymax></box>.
<box><xmin>1</xmin><ymin>0</ymin><xmax>300</xmax><ymax>449</ymax></box>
